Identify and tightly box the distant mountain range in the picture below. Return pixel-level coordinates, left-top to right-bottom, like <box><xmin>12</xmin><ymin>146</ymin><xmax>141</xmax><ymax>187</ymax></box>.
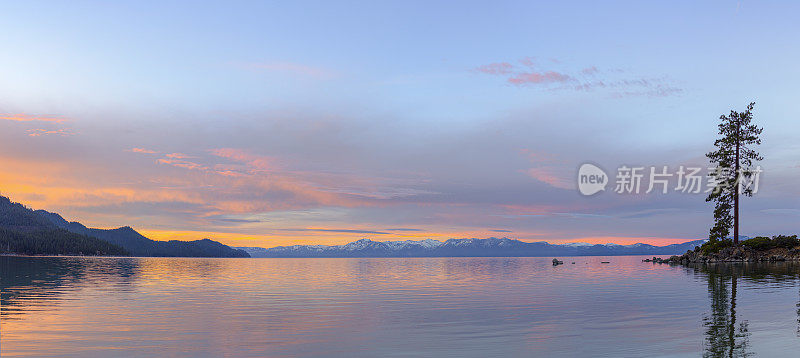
<box><xmin>0</xmin><ymin>195</ymin><xmax>249</xmax><ymax>257</ymax></box>
<box><xmin>0</xmin><ymin>195</ymin><xmax>707</xmax><ymax>259</ymax></box>
<box><xmin>236</xmin><ymin>237</ymin><xmax>706</xmax><ymax>258</ymax></box>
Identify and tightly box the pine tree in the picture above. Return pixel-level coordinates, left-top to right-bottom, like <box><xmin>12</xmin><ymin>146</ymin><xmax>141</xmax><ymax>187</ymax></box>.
<box><xmin>706</xmin><ymin>102</ymin><xmax>763</xmax><ymax>244</ymax></box>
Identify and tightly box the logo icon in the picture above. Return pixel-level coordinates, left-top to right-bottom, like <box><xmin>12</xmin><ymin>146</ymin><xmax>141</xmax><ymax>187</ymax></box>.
<box><xmin>578</xmin><ymin>163</ymin><xmax>607</xmax><ymax>196</ymax></box>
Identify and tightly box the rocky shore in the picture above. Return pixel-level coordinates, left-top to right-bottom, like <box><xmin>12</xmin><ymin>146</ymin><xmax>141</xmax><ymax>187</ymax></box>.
<box><xmin>644</xmin><ymin>245</ymin><xmax>800</xmax><ymax>264</ymax></box>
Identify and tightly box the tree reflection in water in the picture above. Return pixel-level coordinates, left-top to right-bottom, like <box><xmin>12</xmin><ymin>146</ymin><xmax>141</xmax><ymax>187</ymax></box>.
<box><xmin>699</xmin><ymin>264</ymin><xmax>752</xmax><ymax>358</ymax></box>
<box><xmin>687</xmin><ymin>261</ymin><xmax>800</xmax><ymax>357</ymax></box>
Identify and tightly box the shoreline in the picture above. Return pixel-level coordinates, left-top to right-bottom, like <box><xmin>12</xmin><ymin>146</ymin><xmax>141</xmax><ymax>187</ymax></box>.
<box><xmin>644</xmin><ymin>245</ymin><xmax>800</xmax><ymax>264</ymax></box>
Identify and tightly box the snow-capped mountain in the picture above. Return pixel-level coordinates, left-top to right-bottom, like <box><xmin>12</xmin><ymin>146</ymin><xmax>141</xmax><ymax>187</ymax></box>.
<box><xmin>384</xmin><ymin>239</ymin><xmax>443</xmax><ymax>250</ymax></box>
<box><xmin>236</xmin><ymin>238</ymin><xmax>706</xmax><ymax>258</ymax></box>
<box><xmin>563</xmin><ymin>242</ymin><xmax>594</xmax><ymax>247</ymax></box>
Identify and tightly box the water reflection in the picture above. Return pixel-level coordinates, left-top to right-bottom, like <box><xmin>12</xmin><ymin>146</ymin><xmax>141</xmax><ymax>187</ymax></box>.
<box><xmin>695</xmin><ymin>265</ymin><xmax>751</xmax><ymax>357</ymax></box>
<box><xmin>1</xmin><ymin>256</ymin><xmax>141</xmax><ymax>320</ymax></box>
<box><xmin>4</xmin><ymin>256</ymin><xmax>800</xmax><ymax>357</ymax></box>
<box><xmin>685</xmin><ymin>262</ymin><xmax>800</xmax><ymax>358</ymax></box>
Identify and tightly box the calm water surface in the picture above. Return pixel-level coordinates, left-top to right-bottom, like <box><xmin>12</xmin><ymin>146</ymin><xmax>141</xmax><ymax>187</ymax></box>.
<box><xmin>3</xmin><ymin>256</ymin><xmax>800</xmax><ymax>357</ymax></box>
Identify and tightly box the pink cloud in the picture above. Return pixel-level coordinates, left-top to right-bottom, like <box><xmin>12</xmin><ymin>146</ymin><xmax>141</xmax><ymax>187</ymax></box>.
<box><xmin>130</xmin><ymin>148</ymin><xmax>158</xmax><ymax>154</ymax></box>
<box><xmin>157</xmin><ymin>158</ymin><xmax>208</xmax><ymax>171</ymax></box>
<box><xmin>3</xmin><ymin>113</ymin><xmax>75</xmax><ymax>137</ymax></box>
<box><xmin>520</xmin><ymin>149</ymin><xmax>572</xmax><ymax>189</ymax></box>
<box><xmin>507</xmin><ymin>71</ymin><xmax>573</xmax><ymax>85</ymax></box>
<box><xmin>166</xmin><ymin>152</ymin><xmax>192</xmax><ymax>159</ymax></box>
<box><xmin>474</xmin><ymin>62</ymin><xmax>514</xmax><ymax>75</ymax></box>
<box><xmin>150</xmin><ymin>148</ymin><xmax>275</xmax><ymax>178</ymax></box>
<box><xmin>210</xmin><ymin>148</ymin><xmax>273</xmax><ymax>173</ymax></box>
<box><xmin>212</xmin><ymin>168</ymin><xmax>247</xmax><ymax>177</ymax></box>
<box><xmin>474</xmin><ymin>58</ymin><xmax>572</xmax><ymax>86</ymax></box>
<box><xmin>527</xmin><ymin>167</ymin><xmax>573</xmax><ymax>189</ymax></box>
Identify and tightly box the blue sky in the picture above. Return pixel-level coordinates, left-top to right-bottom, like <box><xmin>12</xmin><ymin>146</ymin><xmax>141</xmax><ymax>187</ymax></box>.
<box><xmin>0</xmin><ymin>0</ymin><xmax>798</xmax><ymax>247</ymax></box>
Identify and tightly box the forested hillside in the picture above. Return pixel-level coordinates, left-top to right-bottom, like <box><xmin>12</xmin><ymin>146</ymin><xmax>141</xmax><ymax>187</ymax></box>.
<box><xmin>0</xmin><ymin>196</ymin><xmax>248</xmax><ymax>257</ymax></box>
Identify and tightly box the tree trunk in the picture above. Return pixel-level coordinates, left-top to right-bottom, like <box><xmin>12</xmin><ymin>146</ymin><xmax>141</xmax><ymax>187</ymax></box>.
<box><xmin>734</xmin><ymin>115</ymin><xmax>740</xmax><ymax>245</ymax></box>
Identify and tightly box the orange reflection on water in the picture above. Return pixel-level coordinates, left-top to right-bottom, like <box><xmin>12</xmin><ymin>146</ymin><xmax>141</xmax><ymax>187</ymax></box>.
<box><xmin>8</xmin><ymin>256</ymin><xmax>793</xmax><ymax>357</ymax></box>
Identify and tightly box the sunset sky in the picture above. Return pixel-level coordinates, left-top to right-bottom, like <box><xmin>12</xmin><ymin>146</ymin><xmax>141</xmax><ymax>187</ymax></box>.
<box><xmin>1</xmin><ymin>1</ymin><xmax>798</xmax><ymax>248</ymax></box>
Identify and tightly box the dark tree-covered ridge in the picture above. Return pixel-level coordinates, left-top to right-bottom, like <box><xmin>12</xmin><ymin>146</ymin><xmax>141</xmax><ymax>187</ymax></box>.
<box><xmin>0</xmin><ymin>195</ymin><xmax>249</xmax><ymax>257</ymax></box>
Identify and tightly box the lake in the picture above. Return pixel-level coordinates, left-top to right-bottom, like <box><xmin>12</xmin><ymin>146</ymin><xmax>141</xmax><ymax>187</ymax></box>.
<box><xmin>3</xmin><ymin>255</ymin><xmax>800</xmax><ymax>357</ymax></box>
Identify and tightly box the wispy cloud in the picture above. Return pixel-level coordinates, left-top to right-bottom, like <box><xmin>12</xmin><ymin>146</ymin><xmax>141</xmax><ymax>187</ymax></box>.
<box><xmin>26</xmin><ymin>128</ymin><xmax>73</xmax><ymax>137</ymax></box>
<box><xmin>206</xmin><ymin>215</ymin><xmax>264</xmax><ymax>224</ymax></box>
<box><xmin>4</xmin><ymin>113</ymin><xmax>74</xmax><ymax>137</ymax></box>
<box><xmin>1</xmin><ymin>114</ymin><xmax>67</xmax><ymax>123</ymax></box>
<box><xmin>166</xmin><ymin>152</ymin><xmax>193</xmax><ymax>159</ymax></box>
<box><xmin>474</xmin><ymin>62</ymin><xmax>514</xmax><ymax>75</ymax></box>
<box><xmin>124</xmin><ymin>147</ymin><xmax>369</xmax><ymax>215</ymax></box>
<box><xmin>526</xmin><ymin>167</ymin><xmax>573</xmax><ymax>189</ymax></box>
<box><xmin>210</xmin><ymin>148</ymin><xmax>273</xmax><ymax>174</ymax></box>
<box><xmin>520</xmin><ymin>149</ymin><xmax>573</xmax><ymax>189</ymax></box>
<box><xmin>129</xmin><ymin>147</ymin><xmax>158</xmax><ymax>154</ymax></box>
<box><xmin>157</xmin><ymin>158</ymin><xmax>209</xmax><ymax>171</ymax></box>
<box><xmin>474</xmin><ymin>58</ymin><xmax>682</xmax><ymax>97</ymax></box>
<box><xmin>508</xmin><ymin>71</ymin><xmax>573</xmax><ymax>85</ymax></box>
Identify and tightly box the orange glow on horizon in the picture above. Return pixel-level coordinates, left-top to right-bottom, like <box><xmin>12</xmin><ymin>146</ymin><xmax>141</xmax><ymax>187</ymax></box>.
<box><xmin>0</xmin><ymin>151</ymin><xmax>701</xmax><ymax>251</ymax></box>
<box><xmin>138</xmin><ymin>228</ymin><xmax>496</xmax><ymax>248</ymax></box>
<box><xmin>137</xmin><ymin>229</ymin><xmax>697</xmax><ymax>249</ymax></box>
